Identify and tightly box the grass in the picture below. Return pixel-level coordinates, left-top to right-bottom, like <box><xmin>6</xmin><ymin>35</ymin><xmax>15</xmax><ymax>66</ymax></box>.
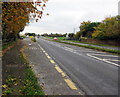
<box><xmin>21</xmin><ymin>67</ymin><xmax>44</xmax><ymax>95</ymax></box>
<box><xmin>31</xmin><ymin>38</ymin><xmax>36</xmax><ymax>42</ymax></box>
<box><xmin>45</xmin><ymin>36</ymin><xmax>66</xmax><ymax>40</ymax></box>
<box><xmin>20</xmin><ymin>36</ymin><xmax>27</xmax><ymax>38</ymax></box>
<box><xmin>2</xmin><ymin>40</ymin><xmax>17</xmax><ymax>50</ymax></box>
<box><xmin>20</xmin><ymin>47</ymin><xmax>44</xmax><ymax>95</ymax></box>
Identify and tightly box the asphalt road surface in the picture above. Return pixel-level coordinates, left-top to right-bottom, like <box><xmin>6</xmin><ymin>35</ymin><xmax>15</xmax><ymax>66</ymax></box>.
<box><xmin>37</xmin><ymin>37</ymin><xmax>119</xmax><ymax>95</ymax></box>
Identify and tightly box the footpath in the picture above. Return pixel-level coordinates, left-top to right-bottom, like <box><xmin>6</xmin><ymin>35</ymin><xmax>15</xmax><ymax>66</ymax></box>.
<box><xmin>2</xmin><ymin>40</ymin><xmax>26</xmax><ymax>95</ymax></box>
<box><xmin>2</xmin><ymin>40</ymin><xmax>44</xmax><ymax>96</ymax></box>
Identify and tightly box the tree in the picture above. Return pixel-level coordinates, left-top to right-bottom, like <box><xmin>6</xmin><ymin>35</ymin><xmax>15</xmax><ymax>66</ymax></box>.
<box><xmin>79</xmin><ymin>21</ymin><xmax>91</xmax><ymax>37</ymax></box>
<box><xmin>92</xmin><ymin>16</ymin><xmax>120</xmax><ymax>40</ymax></box>
<box><xmin>74</xmin><ymin>31</ymin><xmax>81</xmax><ymax>40</ymax></box>
<box><xmin>79</xmin><ymin>21</ymin><xmax>100</xmax><ymax>38</ymax></box>
<box><xmin>2</xmin><ymin>0</ymin><xmax>48</xmax><ymax>42</ymax></box>
<box><xmin>68</xmin><ymin>33</ymin><xmax>75</xmax><ymax>38</ymax></box>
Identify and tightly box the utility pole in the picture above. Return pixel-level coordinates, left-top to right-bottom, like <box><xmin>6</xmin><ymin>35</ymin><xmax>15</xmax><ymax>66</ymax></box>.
<box><xmin>73</xmin><ymin>28</ymin><xmax>76</xmax><ymax>34</ymax></box>
<box><xmin>118</xmin><ymin>1</ymin><xmax>120</xmax><ymax>15</ymax></box>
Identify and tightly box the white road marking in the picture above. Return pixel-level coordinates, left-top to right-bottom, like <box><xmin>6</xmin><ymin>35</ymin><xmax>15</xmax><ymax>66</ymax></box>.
<box><xmin>89</xmin><ymin>53</ymin><xmax>118</xmax><ymax>57</ymax></box>
<box><xmin>87</xmin><ymin>53</ymin><xmax>120</xmax><ymax>67</ymax></box>
<box><xmin>79</xmin><ymin>50</ymin><xmax>106</xmax><ymax>53</ymax></box>
<box><xmin>38</xmin><ymin>44</ymin><xmax>44</xmax><ymax>51</ymax></box>
<box><xmin>64</xmin><ymin>47</ymin><xmax>77</xmax><ymax>52</ymax></box>
<box><xmin>104</xmin><ymin>59</ymin><xmax>119</xmax><ymax>62</ymax></box>
<box><xmin>73</xmin><ymin>52</ymin><xmax>82</xmax><ymax>55</ymax></box>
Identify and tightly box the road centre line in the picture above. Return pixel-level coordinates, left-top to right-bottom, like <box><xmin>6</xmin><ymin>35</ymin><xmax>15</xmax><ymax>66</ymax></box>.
<box><xmin>73</xmin><ymin>52</ymin><xmax>82</xmax><ymax>55</ymax></box>
<box><xmin>87</xmin><ymin>53</ymin><xmax>120</xmax><ymax>67</ymax></box>
<box><xmin>38</xmin><ymin>44</ymin><xmax>43</xmax><ymax>49</ymax></box>
<box><xmin>64</xmin><ymin>47</ymin><xmax>76</xmax><ymax>51</ymax></box>
<box><xmin>63</xmin><ymin>48</ymin><xmax>83</xmax><ymax>56</ymax></box>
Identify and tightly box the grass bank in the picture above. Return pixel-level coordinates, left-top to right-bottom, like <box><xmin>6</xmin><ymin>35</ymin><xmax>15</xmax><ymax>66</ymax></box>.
<box><xmin>31</xmin><ymin>38</ymin><xmax>36</xmax><ymax>42</ymax></box>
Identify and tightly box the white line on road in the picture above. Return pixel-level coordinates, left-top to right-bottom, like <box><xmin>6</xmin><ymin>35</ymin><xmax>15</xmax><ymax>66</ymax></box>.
<box><xmin>87</xmin><ymin>53</ymin><xmax>120</xmax><ymax>67</ymax></box>
<box><xmin>104</xmin><ymin>59</ymin><xmax>120</xmax><ymax>62</ymax></box>
<box><xmin>89</xmin><ymin>53</ymin><xmax>118</xmax><ymax>57</ymax></box>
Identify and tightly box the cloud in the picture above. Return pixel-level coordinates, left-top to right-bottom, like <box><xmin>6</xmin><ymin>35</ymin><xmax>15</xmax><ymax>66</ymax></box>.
<box><xmin>23</xmin><ymin>0</ymin><xmax>119</xmax><ymax>34</ymax></box>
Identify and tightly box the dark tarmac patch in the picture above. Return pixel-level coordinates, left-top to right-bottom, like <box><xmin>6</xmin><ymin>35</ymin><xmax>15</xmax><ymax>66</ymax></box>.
<box><xmin>2</xmin><ymin>41</ymin><xmax>27</xmax><ymax>95</ymax></box>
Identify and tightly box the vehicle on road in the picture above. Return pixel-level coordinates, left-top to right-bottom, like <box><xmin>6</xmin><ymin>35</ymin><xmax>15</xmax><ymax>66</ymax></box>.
<box><xmin>53</xmin><ymin>37</ymin><xmax>58</xmax><ymax>40</ymax></box>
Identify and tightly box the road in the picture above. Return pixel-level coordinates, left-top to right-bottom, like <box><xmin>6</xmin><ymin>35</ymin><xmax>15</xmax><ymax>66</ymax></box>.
<box><xmin>36</xmin><ymin>37</ymin><xmax>119</xmax><ymax>95</ymax></box>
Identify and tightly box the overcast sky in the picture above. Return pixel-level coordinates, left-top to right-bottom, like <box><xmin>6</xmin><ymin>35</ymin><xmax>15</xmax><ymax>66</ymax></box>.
<box><xmin>22</xmin><ymin>0</ymin><xmax>119</xmax><ymax>35</ymax></box>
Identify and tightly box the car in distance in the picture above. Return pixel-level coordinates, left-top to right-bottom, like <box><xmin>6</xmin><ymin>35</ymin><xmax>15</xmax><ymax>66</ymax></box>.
<box><xmin>53</xmin><ymin>37</ymin><xmax>58</xmax><ymax>40</ymax></box>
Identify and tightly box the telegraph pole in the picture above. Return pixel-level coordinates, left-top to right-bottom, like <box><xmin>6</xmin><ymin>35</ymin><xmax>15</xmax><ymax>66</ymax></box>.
<box><xmin>73</xmin><ymin>28</ymin><xmax>76</xmax><ymax>34</ymax></box>
<box><xmin>118</xmin><ymin>1</ymin><xmax>120</xmax><ymax>15</ymax></box>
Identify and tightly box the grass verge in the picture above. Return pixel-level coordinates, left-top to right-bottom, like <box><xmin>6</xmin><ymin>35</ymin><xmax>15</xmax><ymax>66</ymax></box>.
<box><xmin>2</xmin><ymin>40</ymin><xmax>17</xmax><ymax>51</ymax></box>
<box><xmin>31</xmin><ymin>38</ymin><xmax>36</xmax><ymax>42</ymax></box>
<box><xmin>20</xmin><ymin>67</ymin><xmax>44</xmax><ymax>95</ymax></box>
<box><xmin>20</xmin><ymin>46</ymin><xmax>44</xmax><ymax>95</ymax></box>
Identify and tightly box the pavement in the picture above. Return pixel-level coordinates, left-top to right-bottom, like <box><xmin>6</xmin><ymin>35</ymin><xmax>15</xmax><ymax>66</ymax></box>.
<box><xmin>2</xmin><ymin>41</ymin><xmax>27</xmax><ymax>95</ymax></box>
<box><xmin>24</xmin><ymin>38</ymin><xmax>119</xmax><ymax>95</ymax></box>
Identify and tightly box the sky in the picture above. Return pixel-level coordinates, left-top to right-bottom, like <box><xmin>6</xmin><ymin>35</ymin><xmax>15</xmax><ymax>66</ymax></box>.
<box><xmin>22</xmin><ymin>0</ymin><xmax>119</xmax><ymax>35</ymax></box>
